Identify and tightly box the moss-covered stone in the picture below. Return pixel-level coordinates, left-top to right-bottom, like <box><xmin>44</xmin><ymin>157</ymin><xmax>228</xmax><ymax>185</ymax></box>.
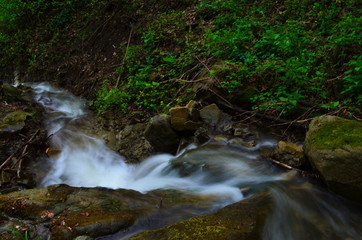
<box><xmin>304</xmin><ymin>115</ymin><xmax>362</xmax><ymax>202</ymax></box>
<box><xmin>0</xmin><ymin>111</ymin><xmax>32</xmax><ymax>134</ymax></box>
<box><xmin>129</xmin><ymin>193</ymin><xmax>271</xmax><ymax>240</ymax></box>
<box><xmin>0</xmin><ymin>185</ymin><xmax>217</xmax><ymax>240</ymax></box>
<box><xmin>272</xmin><ymin>141</ymin><xmax>305</xmax><ymax>168</ymax></box>
<box><xmin>308</xmin><ymin>116</ymin><xmax>362</xmax><ymax>150</ymax></box>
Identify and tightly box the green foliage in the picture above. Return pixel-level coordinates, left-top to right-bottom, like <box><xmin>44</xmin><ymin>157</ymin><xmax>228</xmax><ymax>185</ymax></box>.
<box><xmin>95</xmin><ymin>81</ymin><xmax>130</xmax><ymax>113</ymax></box>
<box><xmin>1</xmin><ymin>0</ymin><xmax>361</xmax><ymax>117</ymax></box>
<box><xmin>196</xmin><ymin>0</ymin><xmax>361</xmax><ymax>115</ymax></box>
<box><xmin>95</xmin><ymin>8</ymin><xmax>202</xmax><ymax>114</ymax></box>
<box><xmin>342</xmin><ymin>55</ymin><xmax>362</xmax><ymax>99</ymax></box>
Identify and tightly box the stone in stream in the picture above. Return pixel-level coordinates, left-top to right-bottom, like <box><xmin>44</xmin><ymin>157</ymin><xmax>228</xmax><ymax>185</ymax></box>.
<box><xmin>1</xmin><ymin>84</ymin><xmax>34</xmax><ymax>102</ymax></box>
<box><xmin>0</xmin><ymin>184</ymin><xmax>215</xmax><ymax>240</ymax></box>
<box><xmin>128</xmin><ymin>192</ymin><xmax>272</xmax><ymax>240</ymax></box>
<box><xmin>199</xmin><ymin>104</ymin><xmax>222</xmax><ymax>126</ymax></box>
<box><xmin>272</xmin><ymin>141</ymin><xmax>305</xmax><ymax>168</ymax></box>
<box><xmin>0</xmin><ymin>111</ymin><xmax>32</xmax><ymax>135</ymax></box>
<box><xmin>304</xmin><ymin>115</ymin><xmax>362</xmax><ymax>202</ymax></box>
<box><xmin>117</xmin><ymin>123</ymin><xmax>153</xmax><ymax>163</ymax></box>
<box><xmin>169</xmin><ymin>101</ymin><xmax>202</xmax><ymax>132</ymax></box>
<box><xmin>145</xmin><ymin>114</ymin><xmax>180</xmax><ymax>154</ymax></box>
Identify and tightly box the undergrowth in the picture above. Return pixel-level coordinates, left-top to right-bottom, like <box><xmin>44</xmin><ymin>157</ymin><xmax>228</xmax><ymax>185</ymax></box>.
<box><xmin>0</xmin><ymin>0</ymin><xmax>361</xmax><ymax>118</ymax></box>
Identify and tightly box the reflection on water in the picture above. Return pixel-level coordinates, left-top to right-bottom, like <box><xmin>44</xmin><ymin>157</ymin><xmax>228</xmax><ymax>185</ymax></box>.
<box><xmin>30</xmin><ymin>82</ymin><xmax>362</xmax><ymax>240</ymax></box>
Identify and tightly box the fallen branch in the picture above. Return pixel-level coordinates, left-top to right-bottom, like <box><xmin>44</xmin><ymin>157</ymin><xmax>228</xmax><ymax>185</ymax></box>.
<box><xmin>271</xmin><ymin>159</ymin><xmax>293</xmax><ymax>170</ymax></box>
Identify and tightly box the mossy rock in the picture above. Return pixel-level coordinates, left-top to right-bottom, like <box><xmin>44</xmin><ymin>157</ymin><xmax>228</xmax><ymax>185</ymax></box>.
<box><xmin>304</xmin><ymin>115</ymin><xmax>362</xmax><ymax>202</ymax></box>
<box><xmin>0</xmin><ymin>111</ymin><xmax>32</xmax><ymax>135</ymax></box>
<box><xmin>0</xmin><ymin>185</ymin><xmax>216</xmax><ymax>240</ymax></box>
<box><xmin>272</xmin><ymin>141</ymin><xmax>305</xmax><ymax>168</ymax></box>
<box><xmin>1</xmin><ymin>84</ymin><xmax>22</xmax><ymax>100</ymax></box>
<box><xmin>306</xmin><ymin>116</ymin><xmax>362</xmax><ymax>150</ymax></box>
<box><xmin>129</xmin><ymin>193</ymin><xmax>272</xmax><ymax>240</ymax></box>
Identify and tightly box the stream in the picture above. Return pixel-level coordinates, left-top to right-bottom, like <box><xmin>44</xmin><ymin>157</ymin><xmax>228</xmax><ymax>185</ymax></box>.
<box><xmin>30</xmin><ymin>82</ymin><xmax>362</xmax><ymax>240</ymax></box>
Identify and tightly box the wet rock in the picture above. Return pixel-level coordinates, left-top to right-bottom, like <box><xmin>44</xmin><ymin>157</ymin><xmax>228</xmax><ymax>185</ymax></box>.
<box><xmin>170</xmin><ymin>106</ymin><xmax>189</xmax><ymax>131</ymax></box>
<box><xmin>0</xmin><ymin>111</ymin><xmax>31</xmax><ymax>135</ymax></box>
<box><xmin>128</xmin><ymin>193</ymin><xmax>271</xmax><ymax>240</ymax></box>
<box><xmin>194</xmin><ymin>127</ymin><xmax>211</xmax><ymax>145</ymax></box>
<box><xmin>304</xmin><ymin>115</ymin><xmax>362</xmax><ymax>202</ymax></box>
<box><xmin>213</xmin><ymin>135</ymin><xmax>228</xmax><ymax>144</ymax></box>
<box><xmin>229</xmin><ymin>138</ymin><xmax>257</xmax><ymax>148</ymax></box>
<box><xmin>1</xmin><ymin>84</ymin><xmax>33</xmax><ymax>102</ymax></box>
<box><xmin>45</xmin><ymin>147</ymin><xmax>61</xmax><ymax>157</ymax></box>
<box><xmin>117</xmin><ymin>123</ymin><xmax>153</xmax><ymax>163</ymax></box>
<box><xmin>0</xmin><ymin>184</ymin><xmax>214</xmax><ymax>240</ymax></box>
<box><xmin>177</xmin><ymin>136</ymin><xmax>196</xmax><ymax>154</ymax></box>
<box><xmin>273</xmin><ymin>141</ymin><xmax>305</xmax><ymax>168</ymax></box>
<box><xmin>169</xmin><ymin>144</ymin><xmax>246</xmax><ymax>181</ymax></box>
<box><xmin>1</xmin><ymin>84</ymin><xmax>22</xmax><ymax>100</ymax></box>
<box><xmin>83</xmin><ymin>120</ymin><xmax>153</xmax><ymax>163</ymax></box>
<box><xmin>169</xmin><ymin>101</ymin><xmax>202</xmax><ymax>132</ymax></box>
<box><xmin>145</xmin><ymin>114</ymin><xmax>179</xmax><ymax>154</ymax></box>
<box><xmin>199</xmin><ymin>104</ymin><xmax>222</xmax><ymax>126</ymax></box>
<box><xmin>233</xmin><ymin>126</ymin><xmax>259</xmax><ymax>140</ymax></box>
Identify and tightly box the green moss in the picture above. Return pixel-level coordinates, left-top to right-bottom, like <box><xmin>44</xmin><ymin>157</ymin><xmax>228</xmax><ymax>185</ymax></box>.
<box><xmin>129</xmin><ymin>193</ymin><xmax>271</xmax><ymax>240</ymax></box>
<box><xmin>311</xmin><ymin>118</ymin><xmax>362</xmax><ymax>150</ymax></box>
<box><xmin>3</xmin><ymin>111</ymin><xmax>30</xmax><ymax>123</ymax></box>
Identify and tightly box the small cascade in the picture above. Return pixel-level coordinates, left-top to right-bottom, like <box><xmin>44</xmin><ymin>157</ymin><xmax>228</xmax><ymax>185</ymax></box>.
<box><xmin>30</xmin><ymin>82</ymin><xmax>362</xmax><ymax>240</ymax></box>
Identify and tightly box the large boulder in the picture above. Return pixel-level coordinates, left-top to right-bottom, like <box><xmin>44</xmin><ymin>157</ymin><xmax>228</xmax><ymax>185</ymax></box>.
<box><xmin>304</xmin><ymin>115</ymin><xmax>362</xmax><ymax>202</ymax></box>
<box><xmin>144</xmin><ymin>114</ymin><xmax>179</xmax><ymax>154</ymax></box>
<box><xmin>117</xmin><ymin>123</ymin><xmax>153</xmax><ymax>163</ymax></box>
<box><xmin>128</xmin><ymin>193</ymin><xmax>272</xmax><ymax>240</ymax></box>
<box><xmin>199</xmin><ymin>104</ymin><xmax>222</xmax><ymax>126</ymax></box>
<box><xmin>0</xmin><ymin>185</ymin><xmax>215</xmax><ymax>240</ymax></box>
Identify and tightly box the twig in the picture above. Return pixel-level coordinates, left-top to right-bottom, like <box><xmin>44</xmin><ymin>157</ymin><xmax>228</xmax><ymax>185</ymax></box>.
<box><xmin>16</xmin><ymin>153</ymin><xmax>28</xmax><ymax>178</ymax></box>
<box><xmin>271</xmin><ymin>159</ymin><xmax>293</xmax><ymax>170</ymax></box>
<box><xmin>0</xmin><ymin>153</ymin><xmax>16</xmax><ymax>170</ymax></box>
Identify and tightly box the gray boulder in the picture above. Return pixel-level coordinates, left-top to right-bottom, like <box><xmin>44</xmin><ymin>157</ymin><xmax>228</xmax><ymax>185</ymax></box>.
<box><xmin>145</xmin><ymin>114</ymin><xmax>179</xmax><ymax>154</ymax></box>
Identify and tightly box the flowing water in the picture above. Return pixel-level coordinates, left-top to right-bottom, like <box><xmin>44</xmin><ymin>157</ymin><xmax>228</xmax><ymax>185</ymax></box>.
<box><xmin>30</xmin><ymin>82</ymin><xmax>362</xmax><ymax>240</ymax></box>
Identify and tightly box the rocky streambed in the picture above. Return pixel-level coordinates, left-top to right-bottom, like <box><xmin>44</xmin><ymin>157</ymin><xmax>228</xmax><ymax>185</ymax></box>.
<box><xmin>1</xmin><ymin>83</ymin><xmax>362</xmax><ymax>240</ymax></box>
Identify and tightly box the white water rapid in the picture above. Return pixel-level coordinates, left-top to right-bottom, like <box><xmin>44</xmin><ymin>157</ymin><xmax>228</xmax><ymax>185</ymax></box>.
<box><xmin>30</xmin><ymin>82</ymin><xmax>362</xmax><ymax>240</ymax></box>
